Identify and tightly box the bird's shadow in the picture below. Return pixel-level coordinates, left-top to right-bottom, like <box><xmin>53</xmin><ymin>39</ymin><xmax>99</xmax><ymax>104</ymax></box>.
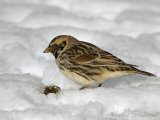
<box><xmin>101</xmin><ymin>75</ymin><xmax>149</xmax><ymax>88</ymax></box>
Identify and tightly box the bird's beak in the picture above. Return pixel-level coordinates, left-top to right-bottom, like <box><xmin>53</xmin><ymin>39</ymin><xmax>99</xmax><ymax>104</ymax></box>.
<box><xmin>43</xmin><ymin>46</ymin><xmax>52</xmax><ymax>53</ymax></box>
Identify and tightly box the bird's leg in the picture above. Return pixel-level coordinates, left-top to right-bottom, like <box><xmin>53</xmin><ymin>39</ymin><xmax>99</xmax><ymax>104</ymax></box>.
<box><xmin>79</xmin><ymin>85</ymin><xmax>89</xmax><ymax>90</ymax></box>
<box><xmin>98</xmin><ymin>83</ymin><xmax>102</xmax><ymax>87</ymax></box>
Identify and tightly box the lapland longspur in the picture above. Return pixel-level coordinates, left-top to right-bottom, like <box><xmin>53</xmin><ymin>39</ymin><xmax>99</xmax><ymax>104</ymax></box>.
<box><xmin>44</xmin><ymin>35</ymin><xmax>155</xmax><ymax>90</ymax></box>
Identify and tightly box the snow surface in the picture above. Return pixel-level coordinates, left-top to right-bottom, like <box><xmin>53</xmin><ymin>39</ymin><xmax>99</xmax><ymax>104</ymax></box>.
<box><xmin>0</xmin><ymin>0</ymin><xmax>160</xmax><ymax>120</ymax></box>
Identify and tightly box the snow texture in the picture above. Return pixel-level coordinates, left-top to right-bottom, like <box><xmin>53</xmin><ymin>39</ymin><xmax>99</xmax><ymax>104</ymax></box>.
<box><xmin>0</xmin><ymin>0</ymin><xmax>160</xmax><ymax>120</ymax></box>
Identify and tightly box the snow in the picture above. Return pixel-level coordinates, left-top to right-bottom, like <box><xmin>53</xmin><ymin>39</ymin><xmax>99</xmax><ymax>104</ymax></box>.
<box><xmin>0</xmin><ymin>0</ymin><xmax>160</xmax><ymax>120</ymax></box>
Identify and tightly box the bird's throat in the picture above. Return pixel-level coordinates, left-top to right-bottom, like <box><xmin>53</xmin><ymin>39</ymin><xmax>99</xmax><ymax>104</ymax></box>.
<box><xmin>52</xmin><ymin>50</ymin><xmax>59</xmax><ymax>59</ymax></box>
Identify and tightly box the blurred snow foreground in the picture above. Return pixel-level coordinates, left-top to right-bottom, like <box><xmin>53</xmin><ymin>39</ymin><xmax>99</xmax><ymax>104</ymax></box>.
<box><xmin>0</xmin><ymin>0</ymin><xmax>160</xmax><ymax>120</ymax></box>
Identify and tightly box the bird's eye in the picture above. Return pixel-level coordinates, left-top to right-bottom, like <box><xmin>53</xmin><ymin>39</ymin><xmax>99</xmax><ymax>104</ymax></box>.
<box><xmin>61</xmin><ymin>43</ymin><xmax>65</xmax><ymax>48</ymax></box>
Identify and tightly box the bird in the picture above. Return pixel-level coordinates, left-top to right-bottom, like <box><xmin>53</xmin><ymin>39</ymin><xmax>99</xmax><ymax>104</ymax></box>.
<box><xmin>44</xmin><ymin>35</ymin><xmax>156</xmax><ymax>90</ymax></box>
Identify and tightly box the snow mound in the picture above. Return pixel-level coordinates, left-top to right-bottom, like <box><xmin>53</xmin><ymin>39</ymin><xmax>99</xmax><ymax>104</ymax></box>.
<box><xmin>0</xmin><ymin>74</ymin><xmax>160</xmax><ymax>120</ymax></box>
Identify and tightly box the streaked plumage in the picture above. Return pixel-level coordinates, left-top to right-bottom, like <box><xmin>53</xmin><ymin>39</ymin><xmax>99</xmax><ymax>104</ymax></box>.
<box><xmin>44</xmin><ymin>35</ymin><xmax>156</xmax><ymax>90</ymax></box>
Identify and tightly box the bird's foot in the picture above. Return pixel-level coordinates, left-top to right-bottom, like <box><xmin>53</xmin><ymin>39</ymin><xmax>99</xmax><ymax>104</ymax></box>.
<box><xmin>98</xmin><ymin>83</ymin><xmax>102</xmax><ymax>87</ymax></box>
<box><xmin>79</xmin><ymin>85</ymin><xmax>89</xmax><ymax>90</ymax></box>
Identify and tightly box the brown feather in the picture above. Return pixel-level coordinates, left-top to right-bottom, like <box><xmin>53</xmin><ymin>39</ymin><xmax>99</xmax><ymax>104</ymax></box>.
<box><xmin>68</xmin><ymin>41</ymin><xmax>155</xmax><ymax>76</ymax></box>
<box><xmin>71</xmin><ymin>53</ymin><xmax>99</xmax><ymax>64</ymax></box>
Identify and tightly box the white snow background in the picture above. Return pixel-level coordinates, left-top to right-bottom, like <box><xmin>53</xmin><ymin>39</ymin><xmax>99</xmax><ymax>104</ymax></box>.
<box><xmin>0</xmin><ymin>0</ymin><xmax>160</xmax><ymax>120</ymax></box>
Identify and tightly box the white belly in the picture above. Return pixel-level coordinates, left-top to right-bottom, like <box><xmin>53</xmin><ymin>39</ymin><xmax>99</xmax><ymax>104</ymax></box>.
<box><xmin>60</xmin><ymin>69</ymin><xmax>98</xmax><ymax>86</ymax></box>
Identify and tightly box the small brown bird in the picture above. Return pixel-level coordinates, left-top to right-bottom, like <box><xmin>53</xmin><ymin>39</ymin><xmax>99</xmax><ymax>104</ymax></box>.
<box><xmin>44</xmin><ymin>35</ymin><xmax>155</xmax><ymax>90</ymax></box>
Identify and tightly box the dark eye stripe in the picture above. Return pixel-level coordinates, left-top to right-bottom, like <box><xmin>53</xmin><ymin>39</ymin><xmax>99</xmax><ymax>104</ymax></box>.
<box><xmin>51</xmin><ymin>41</ymin><xmax>67</xmax><ymax>59</ymax></box>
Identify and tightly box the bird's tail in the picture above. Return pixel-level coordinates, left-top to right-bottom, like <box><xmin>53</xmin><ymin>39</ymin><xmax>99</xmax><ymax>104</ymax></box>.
<box><xmin>134</xmin><ymin>68</ymin><xmax>156</xmax><ymax>76</ymax></box>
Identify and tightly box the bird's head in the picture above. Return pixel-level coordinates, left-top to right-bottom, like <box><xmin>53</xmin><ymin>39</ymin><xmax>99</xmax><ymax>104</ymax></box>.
<box><xmin>44</xmin><ymin>35</ymin><xmax>74</xmax><ymax>59</ymax></box>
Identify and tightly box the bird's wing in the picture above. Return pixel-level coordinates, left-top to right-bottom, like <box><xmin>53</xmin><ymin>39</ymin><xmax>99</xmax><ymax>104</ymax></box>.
<box><xmin>69</xmin><ymin>40</ymin><xmax>138</xmax><ymax>72</ymax></box>
<box><xmin>71</xmin><ymin>49</ymin><xmax>138</xmax><ymax>71</ymax></box>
